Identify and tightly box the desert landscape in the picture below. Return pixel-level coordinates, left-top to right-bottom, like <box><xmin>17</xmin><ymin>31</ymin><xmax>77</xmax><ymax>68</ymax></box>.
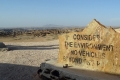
<box><xmin>0</xmin><ymin>26</ymin><xmax>120</xmax><ymax>80</ymax></box>
<box><xmin>0</xmin><ymin>0</ymin><xmax>119</xmax><ymax>80</ymax></box>
<box><xmin>0</xmin><ymin>27</ymin><xmax>83</xmax><ymax>80</ymax></box>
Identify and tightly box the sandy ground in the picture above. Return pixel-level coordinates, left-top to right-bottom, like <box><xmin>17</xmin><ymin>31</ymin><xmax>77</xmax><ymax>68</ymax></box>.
<box><xmin>0</xmin><ymin>40</ymin><xmax>59</xmax><ymax>80</ymax></box>
<box><xmin>0</xmin><ymin>34</ymin><xmax>59</xmax><ymax>42</ymax></box>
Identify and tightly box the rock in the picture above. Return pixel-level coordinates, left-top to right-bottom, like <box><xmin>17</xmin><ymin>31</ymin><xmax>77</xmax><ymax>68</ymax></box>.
<box><xmin>58</xmin><ymin>19</ymin><xmax>120</xmax><ymax>74</ymax></box>
<box><xmin>0</xmin><ymin>42</ymin><xmax>8</xmax><ymax>51</ymax></box>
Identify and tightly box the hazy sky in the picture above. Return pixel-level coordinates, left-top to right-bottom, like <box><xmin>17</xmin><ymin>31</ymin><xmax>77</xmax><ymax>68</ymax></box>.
<box><xmin>0</xmin><ymin>0</ymin><xmax>120</xmax><ymax>28</ymax></box>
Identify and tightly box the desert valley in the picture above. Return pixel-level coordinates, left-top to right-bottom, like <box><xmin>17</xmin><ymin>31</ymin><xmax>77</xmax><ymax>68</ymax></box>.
<box><xmin>0</xmin><ymin>20</ymin><xmax>120</xmax><ymax>80</ymax></box>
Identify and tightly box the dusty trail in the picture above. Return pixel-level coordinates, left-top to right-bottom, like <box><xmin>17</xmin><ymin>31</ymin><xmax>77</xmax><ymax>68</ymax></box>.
<box><xmin>0</xmin><ymin>40</ymin><xmax>59</xmax><ymax>80</ymax></box>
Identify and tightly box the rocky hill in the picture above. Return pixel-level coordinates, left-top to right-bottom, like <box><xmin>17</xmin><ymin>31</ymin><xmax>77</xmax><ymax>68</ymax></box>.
<box><xmin>0</xmin><ymin>27</ymin><xmax>83</xmax><ymax>38</ymax></box>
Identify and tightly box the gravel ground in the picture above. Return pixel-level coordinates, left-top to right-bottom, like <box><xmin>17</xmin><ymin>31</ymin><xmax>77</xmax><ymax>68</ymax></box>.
<box><xmin>0</xmin><ymin>40</ymin><xmax>59</xmax><ymax>80</ymax></box>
